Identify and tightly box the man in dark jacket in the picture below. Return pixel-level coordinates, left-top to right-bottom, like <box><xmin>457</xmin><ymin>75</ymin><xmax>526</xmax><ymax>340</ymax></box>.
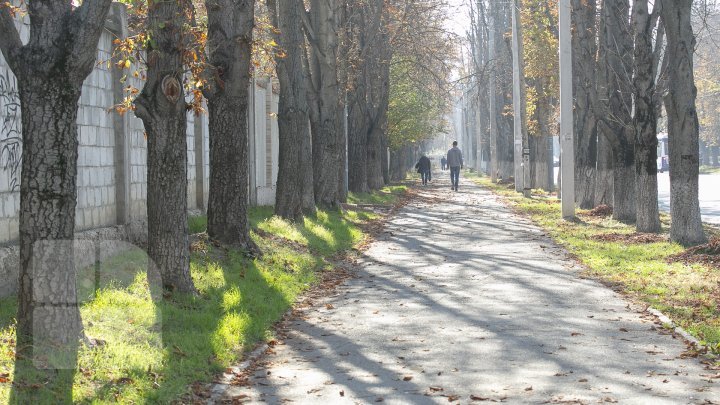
<box><xmin>415</xmin><ymin>154</ymin><xmax>432</xmax><ymax>185</ymax></box>
<box><xmin>447</xmin><ymin>141</ymin><xmax>464</xmax><ymax>191</ymax></box>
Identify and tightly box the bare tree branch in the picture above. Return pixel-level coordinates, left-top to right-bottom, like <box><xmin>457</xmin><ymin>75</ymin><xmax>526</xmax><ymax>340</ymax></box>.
<box><xmin>0</xmin><ymin>2</ymin><xmax>23</xmax><ymax>71</ymax></box>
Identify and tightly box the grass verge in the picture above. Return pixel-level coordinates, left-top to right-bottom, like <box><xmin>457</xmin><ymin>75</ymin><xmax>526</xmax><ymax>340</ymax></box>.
<box><xmin>468</xmin><ymin>172</ymin><xmax>720</xmax><ymax>354</ymax></box>
<box><xmin>0</xmin><ymin>187</ymin><xmax>406</xmax><ymax>403</ymax></box>
<box><xmin>347</xmin><ymin>185</ymin><xmax>408</xmax><ymax>205</ymax></box>
<box><xmin>700</xmin><ymin>165</ymin><xmax>720</xmax><ymax>175</ymax></box>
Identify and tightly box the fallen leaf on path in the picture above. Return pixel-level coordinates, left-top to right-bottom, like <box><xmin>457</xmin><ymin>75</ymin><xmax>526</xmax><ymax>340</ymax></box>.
<box><xmin>525</xmin><ymin>386</ymin><xmax>533</xmax><ymax>391</ymax></box>
<box><xmin>429</xmin><ymin>386</ymin><xmax>444</xmax><ymax>392</ymax></box>
<box><xmin>307</xmin><ymin>388</ymin><xmax>322</xmax><ymax>394</ymax></box>
<box><xmin>578</xmin><ymin>378</ymin><xmax>588</xmax><ymax>382</ymax></box>
<box><xmin>619</xmin><ymin>328</ymin><xmax>629</xmax><ymax>332</ymax></box>
<box><xmin>325</xmin><ymin>304</ymin><xmax>334</xmax><ymax>310</ymax></box>
<box><xmin>375</xmin><ymin>397</ymin><xmax>384</xmax><ymax>402</ymax></box>
<box><xmin>570</xmin><ymin>332</ymin><xmax>583</xmax><ymax>336</ymax></box>
<box><xmin>470</xmin><ymin>394</ymin><xmax>490</xmax><ymax>401</ymax></box>
<box><xmin>445</xmin><ymin>394</ymin><xmax>460</xmax><ymax>401</ymax></box>
<box><xmin>403</xmin><ymin>376</ymin><xmax>413</xmax><ymax>381</ymax></box>
<box><xmin>339</xmin><ymin>390</ymin><xmax>345</xmax><ymax>396</ymax></box>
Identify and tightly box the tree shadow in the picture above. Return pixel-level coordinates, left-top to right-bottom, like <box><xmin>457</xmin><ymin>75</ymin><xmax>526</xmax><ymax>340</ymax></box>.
<box><xmin>76</xmin><ymin>244</ymin><xmax>295</xmax><ymax>403</ymax></box>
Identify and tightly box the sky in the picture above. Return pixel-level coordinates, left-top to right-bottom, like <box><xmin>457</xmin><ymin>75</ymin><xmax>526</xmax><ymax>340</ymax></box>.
<box><xmin>445</xmin><ymin>0</ymin><xmax>472</xmax><ymax>38</ymax></box>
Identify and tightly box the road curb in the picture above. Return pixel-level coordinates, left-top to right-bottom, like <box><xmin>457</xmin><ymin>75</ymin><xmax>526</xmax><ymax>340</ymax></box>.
<box><xmin>646</xmin><ymin>307</ymin><xmax>717</xmax><ymax>359</ymax></box>
<box><xmin>207</xmin><ymin>342</ymin><xmax>270</xmax><ymax>404</ymax></box>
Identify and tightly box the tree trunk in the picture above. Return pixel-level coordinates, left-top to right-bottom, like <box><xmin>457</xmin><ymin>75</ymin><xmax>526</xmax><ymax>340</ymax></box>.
<box><xmin>1</xmin><ymin>0</ymin><xmax>112</xmax><ymax>397</ymax></box>
<box><xmin>599</xmin><ymin>0</ymin><xmax>636</xmax><ymax>223</ymax></box>
<box><xmin>594</xmin><ymin>132</ymin><xmax>614</xmax><ymax>207</ymax></box>
<box><xmin>571</xmin><ymin>0</ymin><xmax>599</xmax><ymax>208</ymax></box>
<box><xmin>366</xmin><ymin>51</ymin><xmax>390</xmax><ymax>190</ymax></box>
<box><xmin>661</xmin><ymin>0</ymin><xmax>706</xmax><ymax>246</ymax></box>
<box><xmin>347</xmin><ymin>74</ymin><xmax>369</xmax><ymax>192</ymax></box>
<box><xmin>269</xmin><ymin>0</ymin><xmax>316</xmax><ymax>221</ymax></box>
<box><xmin>135</xmin><ymin>0</ymin><xmax>195</xmax><ymax>293</ymax></box>
<box><xmin>632</xmin><ymin>0</ymin><xmax>660</xmax><ymax>233</ymax></box>
<box><xmin>306</xmin><ymin>0</ymin><xmax>345</xmax><ymax>207</ymax></box>
<box><xmin>530</xmin><ymin>135</ymin><xmax>551</xmax><ymax>191</ymax></box>
<box><xmin>17</xmin><ymin>78</ymin><xmax>83</xmax><ymax>373</ymax></box>
<box><xmin>203</xmin><ymin>0</ymin><xmax>257</xmax><ymax>249</ymax></box>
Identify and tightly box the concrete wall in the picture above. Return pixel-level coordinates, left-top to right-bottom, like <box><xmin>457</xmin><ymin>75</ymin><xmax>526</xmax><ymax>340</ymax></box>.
<box><xmin>0</xmin><ymin>4</ymin><xmax>280</xmax><ymax>296</ymax></box>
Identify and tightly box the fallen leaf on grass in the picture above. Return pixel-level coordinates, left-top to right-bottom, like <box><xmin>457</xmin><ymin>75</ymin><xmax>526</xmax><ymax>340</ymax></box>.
<box><xmin>115</xmin><ymin>377</ymin><xmax>134</xmax><ymax>384</ymax></box>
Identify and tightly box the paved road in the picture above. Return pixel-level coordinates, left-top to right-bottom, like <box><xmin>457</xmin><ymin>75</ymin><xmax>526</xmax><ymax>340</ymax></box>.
<box><xmin>218</xmin><ymin>175</ymin><xmax>719</xmax><ymax>404</ymax></box>
<box><xmin>553</xmin><ymin>168</ymin><xmax>720</xmax><ymax>225</ymax></box>
<box><xmin>658</xmin><ymin>172</ymin><xmax>720</xmax><ymax>226</ymax></box>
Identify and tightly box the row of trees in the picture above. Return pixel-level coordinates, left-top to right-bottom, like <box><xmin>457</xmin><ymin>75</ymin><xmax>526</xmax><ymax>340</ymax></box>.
<box><xmin>464</xmin><ymin>0</ymin><xmax>716</xmax><ymax>246</ymax></box>
<box><xmin>0</xmin><ymin>0</ymin><xmax>453</xmax><ymax>392</ymax></box>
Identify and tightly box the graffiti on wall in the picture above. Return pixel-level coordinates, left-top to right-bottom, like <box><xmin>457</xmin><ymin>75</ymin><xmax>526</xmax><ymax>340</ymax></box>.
<box><xmin>0</xmin><ymin>69</ymin><xmax>21</xmax><ymax>191</ymax></box>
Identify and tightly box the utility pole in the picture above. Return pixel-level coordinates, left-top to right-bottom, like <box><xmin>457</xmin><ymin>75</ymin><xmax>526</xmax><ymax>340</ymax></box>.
<box><xmin>559</xmin><ymin>0</ymin><xmax>575</xmax><ymax>219</ymax></box>
<box><xmin>511</xmin><ymin>0</ymin><xmax>530</xmax><ymax>197</ymax></box>
<box><xmin>488</xmin><ymin>3</ymin><xmax>498</xmax><ymax>183</ymax></box>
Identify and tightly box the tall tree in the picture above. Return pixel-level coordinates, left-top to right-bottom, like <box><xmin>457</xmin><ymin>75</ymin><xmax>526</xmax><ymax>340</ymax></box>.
<box><xmin>134</xmin><ymin>0</ymin><xmax>196</xmax><ymax>293</ymax></box>
<box><xmin>632</xmin><ymin>0</ymin><xmax>661</xmax><ymax>233</ymax></box>
<box><xmin>203</xmin><ymin>0</ymin><xmax>258</xmax><ymax>251</ymax></box>
<box><xmin>599</xmin><ymin>0</ymin><xmax>636</xmax><ymax>222</ymax></box>
<box><xmin>521</xmin><ymin>0</ymin><xmax>557</xmax><ymax>192</ymax></box>
<box><xmin>0</xmin><ymin>0</ymin><xmax>113</xmax><ymax>399</ymax></box>
<box><xmin>268</xmin><ymin>0</ymin><xmax>316</xmax><ymax>220</ymax></box>
<box><xmin>660</xmin><ymin>0</ymin><xmax>707</xmax><ymax>245</ymax></box>
<box><xmin>347</xmin><ymin>0</ymin><xmax>390</xmax><ymax>193</ymax></box>
<box><xmin>571</xmin><ymin>0</ymin><xmax>599</xmax><ymax>209</ymax></box>
<box><xmin>305</xmin><ymin>0</ymin><xmax>346</xmax><ymax>207</ymax></box>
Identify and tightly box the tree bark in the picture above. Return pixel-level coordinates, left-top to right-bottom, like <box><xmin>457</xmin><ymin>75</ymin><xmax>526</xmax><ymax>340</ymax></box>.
<box><xmin>571</xmin><ymin>0</ymin><xmax>599</xmax><ymax>208</ymax></box>
<box><xmin>599</xmin><ymin>0</ymin><xmax>636</xmax><ymax>223</ymax></box>
<box><xmin>203</xmin><ymin>0</ymin><xmax>258</xmax><ymax>250</ymax></box>
<box><xmin>594</xmin><ymin>133</ymin><xmax>614</xmax><ymax>207</ymax></box>
<box><xmin>1</xmin><ymin>0</ymin><xmax>112</xmax><ymax>397</ymax></box>
<box><xmin>305</xmin><ymin>0</ymin><xmax>346</xmax><ymax>207</ymax></box>
<box><xmin>632</xmin><ymin>0</ymin><xmax>660</xmax><ymax>233</ymax></box>
<box><xmin>660</xmin><ymin>0</ymin><xmax>707</xmax><ymax>246</ymax></box>
<box><xmin>269</xmin><ymin>0</ymin><xmax>316</xmax><ymax>221</ymax></box>
<box><xmin>134</xmin><ymin>0</ymin><xmax>196</xmax><ymax>293</ymax></box>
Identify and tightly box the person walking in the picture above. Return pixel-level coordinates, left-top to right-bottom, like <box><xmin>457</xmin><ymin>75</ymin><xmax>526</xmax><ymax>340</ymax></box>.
<box><xmin>440</xmin><ymin>156</ymin><xmax>447</xmax><ymax>171</ymax></box>
<box><xmin>415</xmin><ymin>153</ymin><xmax>432</xmax><ymax>185</ymax></box>
<box><xmin>446</xmin><ymin>141</ymin><xmax>463</xmax><ymax>191</ymax></box>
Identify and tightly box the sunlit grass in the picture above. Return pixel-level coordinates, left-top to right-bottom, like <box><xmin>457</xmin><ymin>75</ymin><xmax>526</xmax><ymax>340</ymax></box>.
<box><xmin>347</xmin><ymin>185</ymin><xmax>407</xmax><ymax>205</ymax></box>
<box><xmin>471</xmin><ymin>174</ymin><xmax>720</xmax><ymax>354</ymax></box>
<box><xmin>0</xmin><ymin>190</ymin><xmax>393</xmax><ymax>402</ymax></box>
<box><xmin>699</xmin><ymin>165</ymin><xmax>720</xmax><ymax>175</ymax></box>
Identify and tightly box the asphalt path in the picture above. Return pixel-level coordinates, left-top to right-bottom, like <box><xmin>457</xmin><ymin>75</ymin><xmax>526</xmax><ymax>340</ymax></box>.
<box><xmin>216</xmin><ymin>173</ymin><xmax>719</xmax><ymax>404</ymax></box>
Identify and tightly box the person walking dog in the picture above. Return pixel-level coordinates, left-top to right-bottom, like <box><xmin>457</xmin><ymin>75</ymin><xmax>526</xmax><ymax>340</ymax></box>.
<box><xmin>446</xmin><ymin>141</ymin><xmax>463</xmax><ymax>191</ymax></box>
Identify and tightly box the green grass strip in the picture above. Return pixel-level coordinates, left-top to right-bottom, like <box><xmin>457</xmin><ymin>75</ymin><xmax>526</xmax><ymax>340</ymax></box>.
<box><xmin>0</xmin><ymin>187</ymin><xmax>405</xmax><ymax>404</ymax></box>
